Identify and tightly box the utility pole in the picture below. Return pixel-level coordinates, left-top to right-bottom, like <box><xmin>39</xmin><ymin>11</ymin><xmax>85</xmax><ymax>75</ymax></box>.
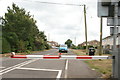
<box><xmin>48</xmin><ymin>33</ymin><xmax>50</xmax><ymax>41</ymax></box>
<box><xmin>74</xmin><ymin>37</ymin><xmax>76</xmax><ymax>46</ymax></box>
<box><xmin>118</xmin><ymin>42</ymin><xmax>120</xmax><ymax>80</ymax></box>
<box><xmin>84</xmin><ymin>5</ymin><xmax>88</xmax><ymax>54</ymax></box>
<box><xmin>112</xmin><ymin>1</ymin><xmax>119</xmax><ymax>79</ymax></box>
<box><xmin>99</xmin><ymin>17</ymin><xmax>103</xmax><ymax>56</ymax></box>
<box><xmin>118</xmin><ymin>23</ymin><xmax>120</xmax><ymax>80</ymax></box>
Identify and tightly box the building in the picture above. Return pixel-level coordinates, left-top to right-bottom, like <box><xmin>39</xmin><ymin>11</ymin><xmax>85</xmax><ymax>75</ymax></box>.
<box><xmin>102</xmin><ymin>34</ymin><xmax>120</xmax><ymax>50</ymax></box>
<box><xmin>47</xmin><ymin>41</ymin><xmax>59</xmax><ymax>48</ymax></box>
<box><xmin>78</xmin><ymin>40</ymin><xmax>100</xmax><ymax>47</ymax></box>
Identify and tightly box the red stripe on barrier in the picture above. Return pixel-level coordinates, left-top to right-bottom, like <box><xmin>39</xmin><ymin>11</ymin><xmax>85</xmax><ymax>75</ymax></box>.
<box><xmin>11</xmin><ymin>55</ymin><xmax>27</xmax><ymax>58</ymax></box>
<box><xmin>76</xmin><ymin>56</ymin><xmax>92</xmax><ymax>59</ymax></box>
<box><xmin>43</xmin><ymin>55</ymin><xmax>60</xmax><ymax>59</ymax></box>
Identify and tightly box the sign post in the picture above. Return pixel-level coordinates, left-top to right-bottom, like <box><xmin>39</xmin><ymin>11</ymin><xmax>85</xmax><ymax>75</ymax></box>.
<box><xmin>112</xmin><ymin>2</ymin><xmax>119</xmax><ymax>79</ymax></box>
<box><xmin>118</xmin><ymin>45</ymin><xmax>120</xmax><ymax>79</ymax></box>
<box><xmin>107</xmin><ymin>18</ymin><xmax>120</xmax><ymax>26</ymax></box>
<box><xmin>98</xmin><ymin>0</ymin><xmax>120</xmax><ymax>79</ymax></box>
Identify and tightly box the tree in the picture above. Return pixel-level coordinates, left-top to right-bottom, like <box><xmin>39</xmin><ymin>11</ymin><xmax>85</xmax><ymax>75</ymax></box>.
<box><xmin>65</xmin><ymin>39</ymin><xmax>72</xmax><ymax>48</ymax></box>
<box><xmin>2</xmin><ymin>3</ymin><xmax>49</xmax><ymax>53</ymax></box>
<box><xmin>2</xmin><ymin>38</ymin><xmax>11</xmax><ymax>53</ymax></box>
<box><xmin>71</xmin><ymin>44</ymin><xmax>77</xmax><ymax>49</ymax></box>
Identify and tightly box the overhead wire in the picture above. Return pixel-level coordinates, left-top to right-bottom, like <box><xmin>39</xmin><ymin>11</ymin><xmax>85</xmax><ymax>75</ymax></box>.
<box><xmin>26</xmin><ymin>0</ymin><xmax>84</xmax><ymax>6</ymax></box>
<box><xmin>74</xmin><ymin>8</ymin><xmax>84</xmax><ymax>45</ymax></box>
<box><xmin>24</xmin><ymin>0</ymin><xmax>86</xmax><ymax>45</ymax></box>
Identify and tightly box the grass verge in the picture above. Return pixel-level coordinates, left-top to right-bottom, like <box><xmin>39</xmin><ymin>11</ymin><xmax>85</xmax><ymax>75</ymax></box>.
<box><xmin>72</xmin><ymin>49</ymin><xmax>112</xmax><ymax>79</ymax></box>
<box><xmin>84</xmin><ymin>60</ymin><xmax>112</xmax><ymax>78</ymax></box>
<box><xmin>71</xmin><ymin>49</ymin><xmax>86</xmax><ymax>55</ymax></box>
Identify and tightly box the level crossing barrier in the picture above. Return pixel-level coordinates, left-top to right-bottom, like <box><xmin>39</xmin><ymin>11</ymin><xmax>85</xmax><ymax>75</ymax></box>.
<box><xmin>11</xmin><ymin>52</ymin><xmax>112</xmax><ymax>60</ymax></box>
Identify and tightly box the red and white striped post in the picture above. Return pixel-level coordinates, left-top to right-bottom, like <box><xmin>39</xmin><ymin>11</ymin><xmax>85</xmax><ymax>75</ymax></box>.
<box><xmin>11</xmin><ymin>52</ymin><xmax>112</xmax><ymax>60</ymax></box>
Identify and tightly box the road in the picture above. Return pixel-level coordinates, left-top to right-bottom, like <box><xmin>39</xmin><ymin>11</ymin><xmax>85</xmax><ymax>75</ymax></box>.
<box><xmin>1</xmin><ymin>49</ymin><xmax>102</xmax><ymax>79</ymax></box>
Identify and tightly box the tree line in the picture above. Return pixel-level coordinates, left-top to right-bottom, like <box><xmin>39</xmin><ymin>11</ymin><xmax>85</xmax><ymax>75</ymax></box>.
<box><xmin>1</xmin><ymin>3</ymin><xmax>50</xmax><ymax>53</ymax></box>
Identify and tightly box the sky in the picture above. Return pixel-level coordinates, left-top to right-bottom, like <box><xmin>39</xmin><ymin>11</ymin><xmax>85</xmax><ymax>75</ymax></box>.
<box><xmin>0</xmin><ymin>0</ymin><xmax>110</xmax><ymax>45</ymax></box>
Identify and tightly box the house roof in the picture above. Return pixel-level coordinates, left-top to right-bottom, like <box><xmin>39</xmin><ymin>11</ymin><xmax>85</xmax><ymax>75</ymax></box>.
<box><xmin>102</xmin><ymin>35</ymin><xmax>112</xmax><ymax>40</ymax></box>
<box><xmin>103</xmin><ymin>33</ymin><xmax>120</xmax><ymax>40</ymax></box>
<box><xmin>47</xmin><ymin>41</ymin><xmax>58</xmax><ymax>44</ymax></box>
<box><xmin>78</xmin><ymin>40</ymin><xmax>100</xmax><ymax>46</ymax></box>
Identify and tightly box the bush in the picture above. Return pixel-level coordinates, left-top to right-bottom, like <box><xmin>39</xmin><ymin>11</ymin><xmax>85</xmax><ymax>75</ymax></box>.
<box><xmin>45</xmin><ymin>44</ymin><xmax>50</xmax><ymax>50</ymax></box>
<box><xmin>25</xmin><ymin>50</ymin><xmax>31</xmax><ymax>54</ymax></box>
<box><xmin>76</xmin><ymin>46</ymin><xmax>81</xmax><ymax>49</ymax></box>
<box><xmin>81</xmin><ymin>46</ymin><xmax>86</xmax><ymax>49</ymax></box>
<box><xmin>88</xmin><ymin>45</ymin><xmax>93</xmax><ymax>48</ymax></box>
<box><xmin>2</xmin><ymin>37</ymin><xmax>11</xmax><ymax>53</ymax></box>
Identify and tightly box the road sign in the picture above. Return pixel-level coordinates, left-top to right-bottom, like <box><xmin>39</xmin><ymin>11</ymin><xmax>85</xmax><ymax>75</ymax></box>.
<box><xmin>110</xmin><ymin>27</ymin><xmax>119</xmax><ymax>35</ymax></box>
<box><xmin>97</xmin><ymin>0</ymin><xmax>120</xmax><ymax>79</ymax></box>
<box><xmin>97</xmin><ymin>0</ymin><xmax>120</xmax><ymax>17</ymax></box>
<box><xmin>107</xmin><ymin>18</ymin><xmax>120</xmax><ymax>26</ymax></box>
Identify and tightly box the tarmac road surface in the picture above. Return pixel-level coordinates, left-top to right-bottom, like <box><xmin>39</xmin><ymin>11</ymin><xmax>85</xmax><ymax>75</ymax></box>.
<box><xmin>1</xmin><ymin>49</ymin><xmax>102</xmax><ymax>79</ymax></box>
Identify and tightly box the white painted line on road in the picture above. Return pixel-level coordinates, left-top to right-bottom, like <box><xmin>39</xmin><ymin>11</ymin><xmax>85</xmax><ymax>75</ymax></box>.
<box><xmin>56</xmin><ymin>70</ymin><xmax>62</xmax><ymax>79</ymax></box>
<box><xmin>0</xmin><ymin>61</ymin><xmax>29</xmax><ymax>72</ymax></box>
<box><xmin>0</xmin><ymin>67</ymin><xmax>5</xmax><ymax>68</ymax></box>
<box><xmin>0</xmin><ymin>60</ymin><xmax>35</xmax><ymax>73</ymax></box>
<box><xmin>0</xmin><ymin>59</ymin><xmax>37</xmax><ymax>75</ymax></box>
<box><xmin>65</xmin><ymin>59</ymin><xmax>68</xmax><ymax>70</ymax></box>
<box><xmin>17</xmin><ymin>67</ymin><xmax>62</xmax><ymax>79</ymax></box>
<box><xmin>0</xmin><ymin>59</ymin><xmax>39</xmax><ymax>75</ymax></box>
<box><xmin>17</xmin><ymin>67</ymin><xmax>60</xmax><ymax>72</ymax></box>
<box><xmin>64</xmin><ymin>59</ymin><xmax>68</xmax><ymax>78</ymax></box>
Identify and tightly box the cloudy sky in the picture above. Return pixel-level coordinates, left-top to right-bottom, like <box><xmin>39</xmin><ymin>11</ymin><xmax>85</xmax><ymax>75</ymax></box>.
<box><xmin>0</xmin><ymin>0</ymin><xmax>110</xmax><ymax>45</ymax></box>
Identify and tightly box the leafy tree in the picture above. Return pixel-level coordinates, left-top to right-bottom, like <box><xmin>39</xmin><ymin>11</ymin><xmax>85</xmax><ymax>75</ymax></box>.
<box><xmin>71</xmin><ymin>44</ymin><xmax>77</xmax><ymax>49</ymax></box>
<box><xmin>17</xmin><ymin>40</ymin><xmax>26</xmax><ymax>52</ymax></box>
<box><xmin>44</xmin><ymin>43</ymin><xmax>50</xmax><ymax>50</ymax></box>
<box><xmin>2</xmin><ymin>37</ymin><xmax>11</xmax><ymax>53</ymax></box>
<box><xmin>65</xmin><ymin>39</ymin><xmax>72</xmax><ymax>48</ymax></box>
<box><xmin>4</xmin><ymin>32</ymin><xmax>19</xmax><ymax>51</ymax></box>
<box><xmin>2</xmin><ymin>3</ymin><xmax>50</xmax><ymax>53</ymax></box>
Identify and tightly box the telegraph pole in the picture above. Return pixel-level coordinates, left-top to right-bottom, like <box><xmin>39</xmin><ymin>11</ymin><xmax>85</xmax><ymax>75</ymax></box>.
<box><xmin>99</xmin><ymin>17</ymin><xmax>103</xmax><ymax>56</ymax></box>
<box><xmin>74</xmin><ymin>37</ymin><xmax>76</xmax><ymax>46</ymax></box>
<box><xmin>48</xmin><ymin>33</ymin><xmax>50</xmax><ymax>41</ymax></box>
<box><xmin>112</xmin><ymin>1</ymin><xmax>119</xmax><ymax>79</ymax></box>
<box><xmin>84</xmin><ymin>5</ymin><xmax>88</xmax><ymax>54</ymax></box>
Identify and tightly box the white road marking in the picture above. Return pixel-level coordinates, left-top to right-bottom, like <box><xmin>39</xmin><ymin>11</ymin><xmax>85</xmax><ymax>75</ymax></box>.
<box><xmin>65</xmin><ymin>59</ymin><xmax>68</xmax><ymax>70</ymax></box>
<box><xmin>0</xmin><ymin>67</ymin><xmax>5</xmax><ymax>68</ymax></box>
<box><xmin>0</xmin><ymin>60</ymin><xmax>35</xmax><ymax>72</ymax></box>
<box><xmin>0</xmin><ymin>59</ymin><xmax>39</xmax><ymax>75</ymax></box>
<box><xmin>1</xmin><ymin>50</ymin><xmax>62</xmax><ymax>78</ymax></box>
<box><xmin>56</xmin><ymin>70</ymin><xmax>62</xmax><ymax>79</ymax></box>
<box><xmin>17</xmin><ymin>67</ymin><xmax>60</xmax><ymax>71</ymax></box>
<box><xmin>17</xmin><ymin>67</ymin><xmax>62</xmax><ymax>79</ymax></box>
<box><xmin>64</xmin><ymin>59</ymin><xmax>68</xmax><ymax>78</ymax></box>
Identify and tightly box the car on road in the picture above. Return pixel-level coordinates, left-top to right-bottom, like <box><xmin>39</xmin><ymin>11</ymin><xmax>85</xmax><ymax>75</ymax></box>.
<box><xmin>59</xmin><ymin>44</ymin><xmax>68</xmax><ymax>53</ymax></box>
